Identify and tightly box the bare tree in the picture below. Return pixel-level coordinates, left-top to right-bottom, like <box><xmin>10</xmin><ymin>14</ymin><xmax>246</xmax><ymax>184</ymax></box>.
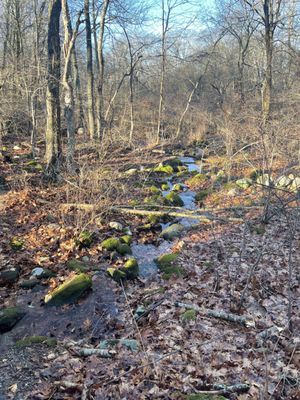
<box><xmin>85</xmin><ymin>0</ymin><xmax>95</xmax><ymax>140</ymax></box>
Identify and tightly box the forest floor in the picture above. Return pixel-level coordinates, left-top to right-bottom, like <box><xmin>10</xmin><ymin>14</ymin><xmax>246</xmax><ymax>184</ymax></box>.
<box><xmin>0</xmin><ymin>140</ymin><xmax>300</xmax><ymax>400</ymax></box>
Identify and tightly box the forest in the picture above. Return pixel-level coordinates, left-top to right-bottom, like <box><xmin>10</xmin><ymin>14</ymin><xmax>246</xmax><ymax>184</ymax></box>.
<box><xmin>0</xmin><ymin>0</ymin><xmax>299</xmax><ymax>399</ymax></box>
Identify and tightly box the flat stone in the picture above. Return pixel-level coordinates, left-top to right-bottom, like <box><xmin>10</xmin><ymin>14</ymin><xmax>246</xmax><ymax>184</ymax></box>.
<box><xmin>0</xmin><ymin>266</ymin><xmax>20</xmax><ymax>286</ymax></box>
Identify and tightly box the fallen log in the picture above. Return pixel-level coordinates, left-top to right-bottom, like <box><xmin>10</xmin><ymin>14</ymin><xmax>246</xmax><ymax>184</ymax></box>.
<box><xmin>196</xmin><ymin>383</ymin><xmax>250</xmax><ymax>396</ymax></box>
<box><xmin>175</xmin><ymin>301</ymin><xmax>255</xmax><ymax>328</ymax></box>
<box><xmin>60</xmin><ymin>203</ymin><xmax>243</xmax><ymax>223</ymax></box>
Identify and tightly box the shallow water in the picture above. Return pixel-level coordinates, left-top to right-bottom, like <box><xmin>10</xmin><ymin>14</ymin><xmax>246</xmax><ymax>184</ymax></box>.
<box><xmin>135</xmin><ymin>156</ymin><xmax>202</xmax><ymax>276</ymax></box>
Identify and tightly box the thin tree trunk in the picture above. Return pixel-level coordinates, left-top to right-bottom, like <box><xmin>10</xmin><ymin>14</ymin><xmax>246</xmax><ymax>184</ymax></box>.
<box><xmin>85</xmin><ymin>0</ymin><xmax>95</xmax><ymax>140</ymax></box>
<box><xmin>157</xmin><ymin>0</ymin><xmax>167</xmax><ymax>143</ymax></box>
<box><xmin>45</xmin><ymin>0</ymin><xmax>62</xmax><ymax>177</ymax></box>
<box><xmin>262</xmin><ymin>0</ymin><xmax>273</xmax><ymax>124</ymax></box>
<box><xmin>92</xmin><ymin>0</ymin><xmax>99</xmax><ymax>71</ymax></box>
<box><xmin>96</xmin><ymin>0</ymin><xmax>110</xmax><ymax>141</ymax></box>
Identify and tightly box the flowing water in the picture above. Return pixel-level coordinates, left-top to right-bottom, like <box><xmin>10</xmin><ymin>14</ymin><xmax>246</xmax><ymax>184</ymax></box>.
<box><xmin>132</xmin><ymin>156</ymin><xmax>202</xmax><ymax>277</ymax></box>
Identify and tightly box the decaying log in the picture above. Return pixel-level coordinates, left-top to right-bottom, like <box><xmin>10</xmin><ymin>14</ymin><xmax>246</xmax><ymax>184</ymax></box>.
<box><xmin>60</xmin><ymin>203</ymin><xmax>243</xmax><ymax>223</ymax></box>
<box><xmin>79</xmin><ymin>348</ymin><xmax>113</xmax><ymax>357</ymax></box>
<box><xmin>175</xmin><ymin>301</ymin><xmax>255</xmax><ymax>328</ymax></box>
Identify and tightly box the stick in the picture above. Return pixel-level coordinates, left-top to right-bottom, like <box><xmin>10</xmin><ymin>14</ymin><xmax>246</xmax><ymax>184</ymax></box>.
<box><xmin>196</xmin><ymin>383</ymin><xmax>250</xmax><ymax>395</ymax></box>
<box><xmin>175</xmin><ymin>302</ymin><xmax>255</xmax><ymax>328</ymax></box>
<box><xmin>79</xmin><ymin>348</ymin><xmax>112</xmax><ymax>357</ymax></box>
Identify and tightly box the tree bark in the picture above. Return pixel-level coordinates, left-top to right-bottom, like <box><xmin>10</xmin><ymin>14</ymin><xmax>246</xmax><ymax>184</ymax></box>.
<box><xmin>96</xmin><ymin>0</ymin><xmax>110</xmax><ymax>141</ymax></box>
<box><xmin>85</xmin><ymin>0</ymin><xmax>95</xmax><ymax>140</ymax></box>
<box><xmin>45</xmin><ymin>0</ymin><xmax>62</xmax><ymax>177</ymax></box>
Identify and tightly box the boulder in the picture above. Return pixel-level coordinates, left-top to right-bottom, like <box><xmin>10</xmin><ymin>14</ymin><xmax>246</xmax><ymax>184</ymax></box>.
<box><xmin>122</xmin><ymin>258</ymin><xmax>139</xmax><ymax>279</ymax></box>
<box><xmin>120</xmin><ymin>235</ymin><xmax>132</xmax><ymax>245</ymax></box>
<box><xmin>155</xmin><ymin>252</ymin><xmax>184</xmax><ymax>280</ymax></box>
<box><xmin>153</xmin><ymin>164</ymin><xmax>174</xmax><ymax>175</ymax></box>
<box><xmin>20</xmin><ymin>279</ymin><xmax>39</xmax><ymax>289</ymax></box>
<box><xmin>31</xmin><ymin>267</ymin><xmax>55</xmax><ymax>279</ymax></box>
<box><xmin>66</xmin><ymin>259</ymin><xmax>89</xmax><ymax>273</ymax></box>
<box><xmin>0</xmin><ymin>307</ymin><xmax>25</xmax><ymax>333</ymax></box>
<box><xmin>101</xmin><ymin>237</ymin><xmax>120</xmax><ymax>251</ymax></box>
<box><xmin>172</xmin><ymin>183</ymin><xmax>185</xmax><ymax>192</ymax></box>
<box><xmin>165</xmin><ymin>191</ymin><xmax>184</xmax><ymax>207</ymax></box>
<box><xmin>76</xmin><ymin>231</ymin><xmax>93</xmax><ymax>248</ymax></box>
<box><xmin>117</xmin><ymin>243</ymin><xmax>132</xmax><ymax>256</ymax></box>
<box><xmin>0</xmin><ymin>266</ymin><xmax>20</xmax><ymax>285</ymax></box>
<box><xmin>44</xmin><ymin>273</ymin><xmax>92</xmax><ymax>306</ymax></box>
<box><xmin>161</xmin><ymin>223</ymin><xmax>184</xmax><ymax>240</ymax></box>
<box><xmin>236</xmin><ymin>178</ymin><xmax>252</xmax><ymax>189</ymax></box>
<box><xmin>109</xmin><ymin>221</ymin><xmax>123</xmax><ymax>231</ymax></box>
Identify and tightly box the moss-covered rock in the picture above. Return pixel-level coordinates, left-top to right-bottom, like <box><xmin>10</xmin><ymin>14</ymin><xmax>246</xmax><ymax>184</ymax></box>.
<box><xmin>76</xmin><ymin>231</ymin><xmax>93</xmax><ymax>248</ymax></box>
<box><xmin>120</xmin><ymin>235</ymin><xmax>132</xmax><ymax>245</ymax></box>
<box><xmin>67</xmin><ymin>259</ymin><xmax>89</xmax><ymax>272</ymax></box>
<box><xmin>154</xmin><ymin>165</ymin><xmax>174</xmax><ymax>175</ymax></box>
<box><xmin>107</xmin><ymin>267</ymin><xmax>126</xmax><ymax>281</ymax></box>
<box><xmin>144</xmin><ymin>194</ymin><xmax>167</xmax><ymax>206</ymax></box>
<box><xmin>10</xmin><ymin>238</ymin><xmax>24</xmax><ymax>251</ymax></box>
<box><xmin>185</xmin><ymin>173</ymin><xmax>207</xmax><ymax>189</ymax></box>
<box><xmin>177</xmin><ymin>165</ymin><xmax>188</xmax><ymax>173</ymax></box>
<box><xmin>44</xmin><ymin>273</ymin><xmax>92</xmax><ymax>306</ymax></box>
<box><xmin>147</xmin><ymin>214</ymin><xmax>161</xmax><ymax>225</ymax></box>
<box><xmin>165</xmin><ymin>191</ymin><xmax>184</xmax><ymax>207</ymax></box>
<box><xmin>16</xmin><ymin>336</ymin><xmax>57</xmax><ymax>348</ymax></box>
<box><xmin>0</xmin><ymin>307</ymin><xmax>25</xmax><ymax>333</ymax></box>
<box><xmin>117</xmin><ymin>243</ymin><xmax>132</xmax><ymax>256</ymax></box>
<box><xmin>236</xmin><ymin>178</ymin><xmax>252</xmax><ymax>189</ymax></box>
<box><xmin>149</xmin><ymin>185</ymin><xmax>161</xmax><ymax>194</ymax></box>
<box><xmin>122</xmin><ymin>258</ymin><xmax>139</xmax><ymax>279</ymax></box>
<box><xmin>26</xmin><ymin>160</ymin><xmax>43</xmax><ymax>171</ymax></box>
<box><xmin>0</xmin><ymin>266</ymin><xmax>20</xmax><ymax>286</ymax></box>
<box><xmin>20</xmin><ymin>279</ymin><xmax>39</xmax><ymax>289</ymax></box>
<box><xmin>161</xmin><ymin>223</ymin><xmax>184</xmax><ymax>240</ymax></box>
<box><xmin>172</xmin><ymin>183</ymin><xmax>185</xmax><ymax>192</ymax></box>
<box><xmin>161</xmin><ymin>183</ymin><xmax>170</xmax><ymax>190</ymax></box>
<box><xmin>181</xmin><ymin>309</ymin><xmax>197</xmax><ymax>322</ymax></box>
<box><xmin>156</xmin><ymin>253</ymin><xmax>179</xmax><ymax>268</ymax></box>
<box><xmin>101</xmin><ymin>237</ymin><xmax>120</xmax><ymax>251</ymax></box>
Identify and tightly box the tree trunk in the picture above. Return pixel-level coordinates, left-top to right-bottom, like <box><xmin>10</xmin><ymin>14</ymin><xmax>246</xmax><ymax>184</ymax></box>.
<box><xmin>45</xmin><ymin>0</ymin><xmax>62</xmax><ymax>177</ymax></box>
<box><xmin>85</xmin><ymin>0</ymin><xmax>95</xmax><ymax>140</ymax></box>
<box><xmin>96</xmin><ymin>0</ymin><xmax>110</xmax><ymax>141</ymax></box>
<box><xmin>262</xmin><ymin>0</ymin><xmax>273</xmax><ymax>124</ymax></box>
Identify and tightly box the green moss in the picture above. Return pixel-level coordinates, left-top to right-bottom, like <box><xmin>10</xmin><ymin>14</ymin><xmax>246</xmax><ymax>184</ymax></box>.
<box><xmin>154</xmin><ymin>165</ymin><xmax>174</xmax><ymax>175</ymax></box>
<box><xmin>26</xmin><ymin>160</ymin><xmax>43</xmax><ymax>170</ymax></box>
<box><xmin>172</xmin><ymin>183</ymin><xmax>185</xmax><ymax>192</ymax></box>
<box><xmin>222</xmin><ymin>181</ymin><xmax>237</xmax><ymax>191</ymax></box>
<box><xmin>0</xmin><ymin>307</ymin><xmax>25</xmax><ymax>333</ymax></box>
<box><xmin>236</xmin><ymin>178</ymin><xmax>252</xmax><ymax>189</ymax></box>
<box><xmin>117</xmin><ymin>243</ymin><xmax>132</xmax><ymax>255</ymax></box>
<box><xmin>120</xmin><ymin>235</ymin><xmax>132</xmax><ymax>245</ymax></box>
<box><xmin>107</xmin><ymin>268</ymin><xmax>126</xmax><ymax>281</ymax></box>
<box><xmin>67</xmin><ymin>259</ymin><xmax>89</xmax><ymax>272</ymax></box>
<box><xmin>101</xmin><ymin>237</ymin><xmax>120</xmax><ymax>251</ymax></box>
<box><xmin>161</xmin><ymin>183</ymin><xmax>170</xmax><ymax>190</ymax></box>
<box><xmin>161</xmin><ymin>265</ymin><xmax>184</xmax><ymax>280</ymax></box>
<box><xmin>149</xmin><ymin>185</ymin><xmax>161</xmax><ymax>194</ymax></box>
<box><xmin>77</xmin><ymin>231</ymin><xmax>93</xmax><ymax>247</ymax></box>
<box><xmin>144</xmin><ymin>194</ymin><xmax>167</xmax><ymax>206</ymax></box>
<box><xmin>165</xmin><ymin>191</ymin><xmax>184</xmax><ymax>207</ymax></box>
<box><xmin>147</xmin><ymin>214</ymin><xmax>161</xmax><ymax>225</ymax></box>
<box><xmin>195</xmin><ymin>189</ymin><xmax>210</xmax><ymax>202</ymax></box>
<box><xmin>181</xmin><ymin>309</ymin><xmax>197</xmax><ymax>322</ymax></box>
<box><xmin>160</xmin><ymin>223</ymin><xmax>184</xmax><ymax>240</ymax></box>
<box><xmin>122</xmin><ymin>258</ymin><xmax>139</xmax><ymax>279</ymax></box>
<box><xmin>16</xmin><ymin>336</ymin><xmax>57</xmax><ymax>348</ymax></box>
<box><xmin>177</xmin><ymin>165</ymin><xmax>188</xmax><ymax>172</ymax></box>
<box><xmin>185</xmin><ymin>173</ymin><xmax>207</xmax><ymax>189</ymax></box>
<box><xmin>44</xmin><ymin>273</ymin><xmax>92</xmax><ymax>306</ymax></box>
<box><xmin>156</xmin><ymin>253</ymin><xmax>179</xmax><ymax>268</ymax></box>
<box><xmin>10</xmin><ymin>238</ymin><xmax>24</xmax><ymax>251</ymax></box>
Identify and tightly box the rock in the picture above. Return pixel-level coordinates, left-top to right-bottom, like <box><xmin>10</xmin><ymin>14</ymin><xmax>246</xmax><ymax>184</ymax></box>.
<box><xmin>290</xmin><ymin>177</ymin><xmax>300</xmax><ymax>192</ymax></box>
<box><xmin>0</xmin><ymin>266</ymin><xmax>20</xmax><ymax>285</ymax></box>
<box><xmin>185</xmin><ymin>173</ymin><xmax>207</xmax><ymax>189</ymax></box>
<box><xmin>161</xmin><ymin>183</ymin><xmax>170</xmax><ymax>190</ymax></box>
<box><xmin>144</xmin><ymin>194</ymin><xmax>167</xmax><ymax>206</ymax></box>
<box><xmin>109</xmin><ymin>221</ymin><xmax>123</xmax><ymax>231</ymax></box>
<box><xmin>66</xmin><ymin>259</ymin><xmax>89</xmax><ymax>273</ymax></box>
<box><xmin>44</xmin><ymin>273</ymin><xmax>92</xmax><ymax>306</ymax></box>
<box><xmin>155</xmin><ymin>252</ymin><xmax>184</xmax><ymax>280</ymax></box>
<box><xmin>120</xmin><ymin>235</ymin><xmax>132</xmax><ymax>245</ymax></box>
<box><xmin>236</xmin><ymin>178</ymin><xmax>252</xmax><ymax>189</ymax></box>
<box><xmin>20</xmin><ymin>279</ymin><xmax>39</xmax><ymax>289</ymax></box>
<box><xmin>117</xmin><ymin>243</ymin><xmax>132</xmax><ymax>256</ymax></box>
<box><xmin>257</xmin><ymin>174</ymin><xmax>273</xmax><ymax>186</ymax></box>
<box><xmin>161</xmin><ymin>223</ymin><xmax>184</xmax><ymax>240</ymax></box>
<box><xmin>82</xmin><ymin>256</ymin><xmax>90</xmax><ymax>262</ymax></box>
<box><xmin>99</xmin><ymin>339</ymin><xmax>139</xmax><ymax>352</ymax></box>
<box><xmin>275</xmin><ymin>175</ymin><xmax>292</xmax><ymax>188</ymax></box>
<box><xmin>10</xmin><ymin>237</ymin><xmax>24</xmax><ymax>251</ymax></box>
<box><xmin>76</xmin><ymin>231</ymin><xmax>93</xmax><ymax>247</ymax></box>
<box><xmin>31</xmin><ymin>268</ymin><xmax>55</xmax><ymax>279</ymax></box>
<box><xmin>0</xmin><ymin>307</ymin><xmax>25</xmax><ymax>333</ymax></box>
<box><xmin>172</xmin><ymin>183</ymin><xmax>185</xmax><ymax>192</ymax></box>
<box><xmin>122</xmin><ymin>258</ymin><xmax>139</xmax><ymax>279</ymax></box>
<box><xmin>101</xmin><ymin>237</ymin><xmax>120</xmax><ymax>251</ymax></box>
<box><xmin>156</xmin><ymin>253</ymin><xmax>179</xmax><ymax>268</ymax></box>
<box><xmin>153</xmin><ymin>164</ymin><xmax>174</xmax><ymax>175</ymax></box>
<box><xmin>124</xmin><ymin>168</ymin><xmax>138</xmax><ymax>176</ymax></box>
<box><xmin>107</xmin><ymin>267</ymin><xmax>126</xmax><ymax>281</ymax></box>
<box><xmin>123</xmin><ymin>227</ymin><xmax>132</xmax><ymax>236</ymax></box>
<box><xmin>165</xmin><ymin>191</ymin><xmax>184</xmax><ymax>207</ymax></box>
<box><xmin>149</xmin><ymin>185</ymin><xmax>161</xmax><ymax>194</ymax></box>
<box><xmin>134</xmin><ymin>305</ymin><xmax>146</xmax><ymax>319</ymax></box>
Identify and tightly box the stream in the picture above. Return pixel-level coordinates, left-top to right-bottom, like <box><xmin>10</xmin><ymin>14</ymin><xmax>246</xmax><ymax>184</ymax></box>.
<box><xmin>132</xmin><ymin>156</ymin><xmax>202</xmax><ymax>278</ymax></box>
